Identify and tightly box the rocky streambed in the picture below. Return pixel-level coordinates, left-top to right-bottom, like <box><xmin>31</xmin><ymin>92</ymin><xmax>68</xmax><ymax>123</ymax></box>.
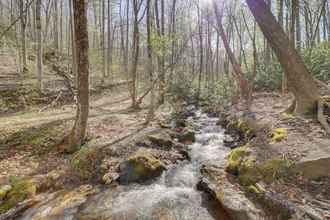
<box><xmin>1</xmin><ymin>108</ymin><xmax>272</xmax><ymax>220</ymax></box>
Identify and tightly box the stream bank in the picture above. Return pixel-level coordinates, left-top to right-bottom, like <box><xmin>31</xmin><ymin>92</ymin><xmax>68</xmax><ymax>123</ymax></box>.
<box><xmin>0</xmin><ymin>108</ymin><xmax>233</xmax><ymax>219</ymax></box>
<box><xmin>212</xmin><ymin>93</ymin><xmax>330</xmax><ymax>219</ymax></box>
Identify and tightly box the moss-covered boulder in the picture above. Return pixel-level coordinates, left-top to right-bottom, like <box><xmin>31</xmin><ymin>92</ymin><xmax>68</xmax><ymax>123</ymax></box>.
<box><xmin>226</xmin><ymin>119</ymin><xmax>254</xmax><ymax>139</ymax></box>
<box><xmin>119</xmin><ymin>148</ymin><xmax>166</xmax><ymax>184</ymax></box>
<box><xmin>226</xmin><ymin>146</ymin><xmax>291</xmax><ymax>186</ymax></box>
<box><xmin>0</xmin><ymin>178</ymin><xmax>37</xmax><ymax>214</ymax></box>
<box><xmin>198</xmin><ymin>166</ymin><xmax>265</xmax><ymax>220</ymax></box>
<box><xmin>71</xmin><ymin>146</ymin><xmax>102</xmax><ymax>180</ymax></box>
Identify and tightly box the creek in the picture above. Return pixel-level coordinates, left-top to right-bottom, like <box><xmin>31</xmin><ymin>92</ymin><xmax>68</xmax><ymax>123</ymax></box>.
<box><xmin>19</xmin><ymin>110</ymin><xmax>231</xmax><ymax>220</ymax></box>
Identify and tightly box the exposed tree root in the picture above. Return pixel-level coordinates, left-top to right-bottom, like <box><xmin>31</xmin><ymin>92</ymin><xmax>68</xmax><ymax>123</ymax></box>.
<box><xmin>284</xmin><ymin>99</ymin><xmax>296</xmax><ymax>114</ymax></box>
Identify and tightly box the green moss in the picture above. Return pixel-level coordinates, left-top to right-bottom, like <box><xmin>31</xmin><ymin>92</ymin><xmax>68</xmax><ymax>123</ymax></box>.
<box><xmin>270</xmin><ymin>128</ymin><xmax>288</xmax><ymax>144</ymax></box>
<box><xmin>71</xmin><ymin>146</ymin><xmax>100</xmax><ymax>180</ymax></box>
<box><xmin>259</xmin><ymin>159</ymin><xmax>291</xmax><ymax>184</ymax></box>
<box><xmin>226</xmin><ymin>146</ymin><xmax>250</xmax><ymax>174</ymax></box>
<box><xmin>120</xmin><ymin>149</ymin><xmax>166</xmax><ymax>183</ymax></box>
<box><xmin>226</xmin><ymin>146</ymin><xmax>291</xmax><ymax>186</ymax></box>
<box><xmin>128</xmin><ymin>150</ymin><xmax>163</xmax><ymax>171</ymax></box>
<box><xmin>0</xmin><ymin>179</ymin><xmax>36</xmax><ymax>214</ymax></box>
<box><xmin>247</xmin><ymin>185</ymin><xmax>262</xmax><ymax>194</ymax></box>
<box><xmin>281</xmin><ymin>113</ymin><xmax>295</xmax><ymax>120</ymax></box>
<box><xmin>238</xmin><ymin>157</ymin><xmax>260</xmax><ymax>186</ymax></box>
<box><xmin>0</xmin><ymin>185</ymin><xmax>12</xmax><ymax>200</ymax></box>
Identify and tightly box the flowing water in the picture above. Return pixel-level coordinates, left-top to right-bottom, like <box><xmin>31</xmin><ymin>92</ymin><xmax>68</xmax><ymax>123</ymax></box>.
<box><xmin>19</xmin><ymin>111</ymin><xmax>231</xmax><ymax>220</ymax></box>
<box><xmin>111</xmin><ymin>110</ymin><xmax>230</xmax><ymax>220</ymax></box>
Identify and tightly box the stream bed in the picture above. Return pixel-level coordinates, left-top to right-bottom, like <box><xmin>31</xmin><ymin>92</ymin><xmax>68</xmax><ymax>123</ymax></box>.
<box><xmin>18</xmin><ymin>111</ymin><xmax>231</xmax><ymax>220</ymax></box>
<box><xmin>111</xmin><ymin>110</ymin><xmax>230</xmax><ymax>219</ymax></box>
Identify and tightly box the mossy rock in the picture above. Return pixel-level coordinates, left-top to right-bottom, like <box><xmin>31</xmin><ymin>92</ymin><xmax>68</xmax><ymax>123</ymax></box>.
<box><xmin>0</xmin><ymin>178</ymin><xmax>37</xmax><ymax>214</ymax></box>
<box><xmin>147</xmin><ymin>132</ymin><xmax>173</xmax><ymax>149</ymax></box>
<box><xmin>226</xmin><ymin>147</ymin><xmax>291</xmax><ymax>186</ymax></box>
<box><xmin>119</xmin><ymin>148</ymin><xmax>166</xmax><ymax>184</ymax></box>
<box><xmin>71</xmin><ymin>146</ymin><xmax>101</xmax><ymax>180</ymax></box>
<box><xmin>0</xmin><ymin>185</ymin><xmax>12</xmax><ymax>200</ymax></box>
<box><xmin>270</xmin><ymin>128</ymin><xmax>288</xmax><ymax>144</ymax></box>
<box><xmin>226</xmin><ymin>119</ymin><xmax>255</xmax><ymax>140</ymax></box>
<box><xmin>259</xmin><ymin>159</ymin><xmax>291</xmax><ymax>184</ymax></box>
<box><xmin>226</xmin><ymin>146</ymin><xmax>251</xmax><ymax>174</ymax></box>
<box><xmin>238</xmin><ymin>157</ymin><xmax>259</xmax><ymax>186</ymax></box>
<box><xmin>177</xmin><ymin>128</ymin><xmax>195</xmax><ymax>144</ymax></box>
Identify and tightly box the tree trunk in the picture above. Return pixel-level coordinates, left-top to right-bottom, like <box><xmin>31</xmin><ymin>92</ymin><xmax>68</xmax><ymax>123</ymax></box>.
<box><xmin>53</xmin><ymin>0</ymin><xmax>59</xmax><ymax>50</ymax></box>
<box><xmin>107</xmin><ymin>0</ymin><xmax>112</xmax><ymax>81</ymax></box>
<box><xmin>197</xmin><ymin>4</ymin><xmax>203</xmax><ymax>103</ymax></box>
<box><xmin>130</xmin><ymin>0</ymin><xmax>140</xmax><ymax>108</ymax></box>
<box><xmin>36</xmin><ymin>0</ymin><xmax>43</xmax><ymax>93</ymax></box>
<box><xmin>213</xmin><ymin>1</ymin><xmax>249</xmax><ymax>101</ymax></box>
<box><xmin>246</xmin><ymin>0</ymin><xmax>319</xmax><ymax>115</ymax></box>
<box><xmin>296</xmin><ymin>0</ymin><xmax>301</xmax><ymax>51</ymax></box>
<box><xmin>66</xmin><ymin>0</ymin><xmax>90</xmax><ymax>153</ymax></box>
<box><xmin>158</xmin><ymin>0</ymin><xmax>165</xmax><ymax>105</ymax></box>
<box><xmin>277</xmin><ymin>0</ymin><xmax>284</xmax><ymax>26</ymax></box>
<box><xmin>19</xmin><ymin>0</ymin><xmax>27</xmax><ymax>73</ymax></box>
<box><xmin>69</xmin><ymin>0</ymin><xmax>77</xmax><ymax>84</ymax></box>
<box><xmin>145</xmin><ymin>0</ymin><xmax>155</xmax><ymax>124</ymax></box>
<box><xmin>101</xmin><ymin>0</ymin><xmax>106</xmax><ymax>83</ymax></box>
<box><xmin>265</xmin><ymin>0</ymin><xmax>272</xmax><ymax>66</ymax></box>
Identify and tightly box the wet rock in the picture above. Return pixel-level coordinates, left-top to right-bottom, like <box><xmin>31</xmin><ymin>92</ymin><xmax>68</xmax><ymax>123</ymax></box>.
<box><xmin>147</xmin><ymin>132</ymin><xmax>174</xmax><ymax>150</ymax></box>
<box><xmin>198</xmin><ymin>165</ymin><xmax>265</xmax><ymax>220</ymax></box>
<box><xmin>19</xmin><ymin>185</ymin><xmax>97</xmax><ymax>219</ymax></box>
<box><xmin>216</xmin><ymin>113</ymin><xmax>230</xmax><ymax>127</ymax></box>
<box><xmin>177</xmin><ymin>128</ymin><xmax>195</xmax><ymax>144</ymax></box>
<box><xmin>76</xmin><ymin>189</ymin><xmax>112</xmax><ymax>220</ymax></box>
<box><xmin>223</xmin><ymin>134</ymin><xmax>240</xmax><ymax>149</ymax></box>
<box><xmin>119</xmin><ymin>148</ymin><xmax>166</xmax><ymax>184</ymax></box>
<box><xmin>178</xmin><ymin>149</ymin><xmax>191</xmax><ymax>161</ymax></box>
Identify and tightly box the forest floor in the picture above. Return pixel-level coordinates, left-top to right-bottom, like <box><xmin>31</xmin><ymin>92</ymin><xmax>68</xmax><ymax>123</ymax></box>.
<box><xmin>0</xmin><ymin>50</ymin><xmax>161</xmax><ymax>190</ymax></box>
<box><xmin>0</xmin><ymin>89</ymin><xmax>149</xmax><ymax>183</ymax></box>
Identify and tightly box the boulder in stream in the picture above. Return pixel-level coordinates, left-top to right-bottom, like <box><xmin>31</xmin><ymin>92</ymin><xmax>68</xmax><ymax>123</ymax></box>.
<box><xmin>177</xmin><ymin>128</ymin><xmax>195</xmax><ymax>144</ymax></box>
<box><xmin>119</xmin><ymin>148</ymin><xmax>166</xmax><ymax>184</ymax></box>
<box><xmin>198</xmin><ymin>165</ymin><xmax>265</xmax><ymax>220</ymax></box>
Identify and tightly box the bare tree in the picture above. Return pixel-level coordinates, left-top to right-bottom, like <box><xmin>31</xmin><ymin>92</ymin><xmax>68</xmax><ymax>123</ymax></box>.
<box><xmin>36</xmin><ymin>0</ymin><xmax>43</xmax><ymax>92</ymax></box>
<box><xmin>246</xmin><ymin>0</ymin><xmax>320</xmax><ymax>114</ymax></box>
<box><xmin>65</xmin><ymin>0</ymin><xmax>90</xmax><ymax>153</ymax></box>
